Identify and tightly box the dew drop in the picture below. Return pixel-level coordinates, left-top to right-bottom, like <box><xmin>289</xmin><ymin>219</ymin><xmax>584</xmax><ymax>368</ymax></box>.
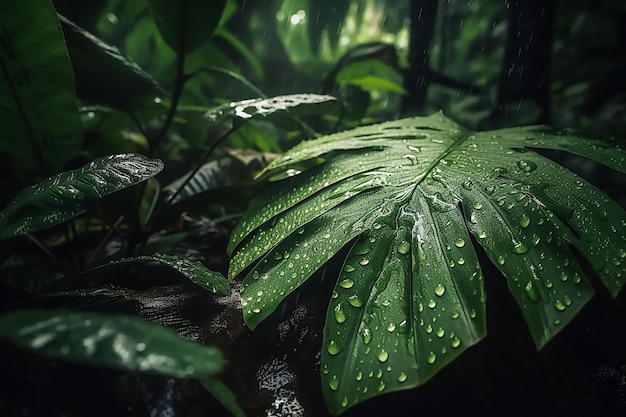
<box><xmin>427</xmin><ymin>299</ymin><xmax>437</xmax><ymax>309</ymax></box>
<box><xmin>554</xmin><ymin>299</ymin><xmax>566</xmax><ymax>311</ymax></box>
<box><xmin>339</xmin><ymin>279</ymin><xmax>354</xmax><ymax>289</ymax></box>
<box><xmin>378</xmin><ymin>349</ymin><xmax>389</xmax><ymax>363</ymax></box>
<box><xmin>519</xmin><ymin>214</ymin><xmax>531</xmax><ymax>228</ymax></box>
<box><xmin>377</xmin><ymin>381</ymin><xmax>386</xmax><ymax>392</ymax></box>
<box><xmin>334</xmin><ymin>304</ymin><xmax>347</xmax><ymax>324</ymax></box>
<box><xmin>462</xmin><ymin>180</ymin><xmax>473</xmax><ymax>190</ymax></box>
<box><xmin>387</xmin><ymin>323</ymin><xmax>396</xmax><ymax>332</ymax></box>
<box><xmin>451</xmin><ymin>337</ymin><xmax>461</xmax><ymax>348</ymax></box>
<box><xmin>560</xmin><ymin>272</ymin><xmax>568</xmax><ymax>282</ymax></box>
<box><xmin>362</xmin><ymin>327</ymin><xmax>372</xmax><ymax>344</ymax></box>
<box><xmin>348</xmin><ymin>294</ymin><xmax>363</xmax><ymax>307</ymax></box>
<box><xmin>513</xmin><ymin>241</ymin><xmax>529</xmax><ymax>254</ymax></box>
<box><xmin>327</xmin><ymin>340</ymin><xmax>342</xmax><ymax>355</ymax></box>
<box><xmin>525</xmin><ymin>281</ymin><xmax>538</xmax><ymax>302</ymax></box>
<box><xmin>329</xmin><ymin>375</ymin><xmax>339</xmax><ymax>390</ymax></box>
<box><xmin>454</xmin><ymin>238</ymin><xmax>466</xmax><ymax>248</ymax></box>
<box><xmin>398</xmin><ymin>372</ymin><xmax>408</xmax><ymax>382</ymax></box>
<box><xmin>397</xmin><ymin>240</ymin><xmax>410</xmax><ymax>255</ymax></box>
<box><xmin>435</xmin><ymin>284</ymin><xmax>446</xmax><ymax>297</ymax></box>
<box><xmin>517</xmin><ymin>160</ymin><xmax>537</xmax><ymax>172</ymax></box>
<box><xmin>341</xmin><ymin>397</ymin><xmax>348</xmax><ymax>408</ymax></box>
<box><xmin>436</xmin><ymin>327</ymin><xmax>445</xmax><ymax>338</ymax></box>
<box><xmin>344</xmin><ymin>264</ymin><xmax>356</xmax><ymax>273</ymax></box>
<box><xmin>497</xmin><ymin>255</ymin><xmax>506</xmax><ymax>265</ymax></box>
<box><xmin>373</xmin><ymin>222</ymin><xmax>382</xmax><ymax>230</ymax></box>
<box><xmin>356</xmin><ymin>371</ymin><xmax>363</xmax><ymax>381</ymax></box>
<box><xmin>359</xmin><ymin>258</ymin><xmax>370</xmax><ymax>266</ymax></box>
<box><xmin>252</xmin><ymin>271</ymin><xmax>260</xmax><ymax>280</ymax></box>
<box><xmin>427</xmin><ymin>352</ymin><xmax>437</xmax><ymax>364</ymax></box>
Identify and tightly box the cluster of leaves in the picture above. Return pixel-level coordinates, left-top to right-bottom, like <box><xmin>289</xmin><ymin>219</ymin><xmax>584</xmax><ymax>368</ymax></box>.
<box><xmin>1</xmin><ymin>1</ymin><xmax>626</xmax><ymax>416</ymax></box>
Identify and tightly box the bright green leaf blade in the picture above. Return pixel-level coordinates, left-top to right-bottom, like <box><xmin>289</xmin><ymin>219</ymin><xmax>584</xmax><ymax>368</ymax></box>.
<box><xmin>60</xmin><ymin>15</ymin><xmax>162</xmax><ymax>109</ymax></box>
<box><xmin>0</xmin><ymin>153</ymin><xmax>164</xmax><ymax>241</ymax></box>
<box><xmin>322</xmin><ymin>188</ymin><xmax>487</xmax><ymax>414</ymax></box>
<box><xmin>0</xmin><ymin>309</ymin><xmax>222</xmax><ymax>377</ymax></box>
<box><xmin>81</xmin><ymin>253</ymin><xmax>230</xmax><ymax>296</ymax></box>
<box><xmin>0</xmin><ymin>0</ymin><xmax>83</xmax><ymax>179</ymax></box>
<box><xmin>338</xmin><ymin>76</ymin><xmax>407</xmax><ymax>94</ymax></box>
<box><xmin>148</xmin><ymin>0</ymin><xmax>227</xmax><ymax>55</ymax></box>
<box><xmin>199</xmin><ymin>377</ymin><xmax>247</xmax><ymax>417</ymax></box>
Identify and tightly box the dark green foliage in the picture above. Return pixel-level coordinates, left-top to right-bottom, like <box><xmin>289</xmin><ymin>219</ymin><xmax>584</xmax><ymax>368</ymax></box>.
<box><xmin>0</xmin><ymin>0</ymin><xmax>83</xmax><ymax>181</ymax></box>
<box><xmin>229</xmin><ymin>113</ymin><xmax>626</xmax><ymax>413</ymax></box>
<box><xmin>1</xmin><ymin>1</ymin><xmax>625</xmax><ymax>416</ymax></box>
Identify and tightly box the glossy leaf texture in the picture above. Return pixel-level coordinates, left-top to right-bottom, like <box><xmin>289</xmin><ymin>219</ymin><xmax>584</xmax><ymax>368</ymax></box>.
<box><xmin>148</xmin><ymin>0</ymin><xmax>227</xmax><ymax>55</ymax></box>
<box><xmin>227</xmin><ymin>112</ymin><xmax>626</xmax><ymax>414</ymax></box>
<box><xmin>81</xmin><ymin>253</ymin><xmax>230</xmax><ymax>296</ymax></box>
<box><xmin>0</xmin><ymin>309</ymin><xmax>222</xmax><ymax>378</ymax></box>
<box><xmin>203</xmin><ymin>93</ymin><xmax>341</xmax><ymax>132</ymax></box>
<box><xmin>59</xmin><ymin>15</ymin><xmax>162</xmax><ymax>109</ymax></box>
<box><xmin>0</xmin><ymin>154</ymin><xmax>164</xmax><ymax>241</ymax></box>
<box><xmin>0</xmin><ymin>0</ymin><xmax>83</xmax><ymax>180</ymax></box>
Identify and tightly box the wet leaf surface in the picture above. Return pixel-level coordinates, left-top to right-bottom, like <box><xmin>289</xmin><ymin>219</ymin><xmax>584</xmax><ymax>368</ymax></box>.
<box><xmin>0</xmin><ymin>153</ymin><xmax>163</xmax><ymax>241</ymax></box>
<box><xmin>228</xmin><ymin>112</ymin><xmax>626</xmax><ymax>413</ymax></box>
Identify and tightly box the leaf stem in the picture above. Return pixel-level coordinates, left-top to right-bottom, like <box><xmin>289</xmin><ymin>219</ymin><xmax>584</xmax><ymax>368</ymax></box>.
<box><xmin>166</xmin><ymin>126</ymin><xmax>238</xmax><ymax>205</ymax></box>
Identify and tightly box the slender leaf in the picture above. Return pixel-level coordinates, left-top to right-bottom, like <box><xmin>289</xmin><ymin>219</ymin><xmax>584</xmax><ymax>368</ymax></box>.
<box><xmin>228</xmin><ymin>112</ymin><xmax>626</xmax><ymax>414</ymax></box>
<box><xmin>148</xmin><ymin>0</ymin><xmax>227</xmax><ymax>55</ymax></box>
<box><xmin>203</xmin><ymin>93</ymin><xmax>341</xmax><ymax>132</ymax></box>
<box><xmin>0</xmin><ymin>154</ymin><xmax>164</xmax><ymax>241</ymax></box>
<box><xmin>199</xmin><ymin>377</ymin><xmax>247</xmax><ymax>417</ymax></box>
<box><xmin>81</xmin><ymin>253</ymin><xmax>230</xmax><ymax>296</ymax></box>
<box><xmin>60</xmin><ymin>15</ymin><xmax>162</xmax><ymax>109</ymax></box>
<box><xmin>0</xmin><ymin>0</ymin><xmax>83</xmax><ymax>180</ymax></box>
<box><xmin>0</xmin><ymin>309</ymin><xmax>222</xmax><ymax>377</ymax></box>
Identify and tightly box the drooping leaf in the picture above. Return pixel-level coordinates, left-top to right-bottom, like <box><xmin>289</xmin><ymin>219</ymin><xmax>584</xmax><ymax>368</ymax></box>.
<box><xmin>148</xmin><ymin>0</ymin><xmax>227</xmax><ymax>55</ymax></box>
<box><xmin>81</xmin><ymin>253</ymin><xmax>230</xmax><ymax>296</ymax></box>
<box><xmin>228</xmin><ymin>112</ymin><xmax>626</xmax><ymax>414</ymax></box>
<box><xmin>0</xmin><ymin>154</ymin><xmax>164</xmax><ymax>241</ymax></box>
<box><xmin>0</xmin><ymin>309</ymin><xmax>222</xmax><ymax>378</ymax></box>
<box><xmin>0</xmin><ymin>0</ymin><xmax>83</xmax><ymax>180</ymax></box>
<box><xmin>59</xmin><ymin>15</ymin><xmax>162</xmax><ymax>109</ymax></box>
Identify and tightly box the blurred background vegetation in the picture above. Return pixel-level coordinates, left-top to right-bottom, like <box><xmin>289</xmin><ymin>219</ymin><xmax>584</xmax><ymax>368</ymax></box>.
<box><xmin>53</xmin><ymin>0</ymin><xmax>626</xmax><ymax>138</ymax></box>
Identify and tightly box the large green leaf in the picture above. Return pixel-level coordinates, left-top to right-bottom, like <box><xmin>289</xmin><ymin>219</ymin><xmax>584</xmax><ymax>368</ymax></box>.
<box><xmin>0</xmin><ymin>154</ymin><xmax>163</xmax><ymax>241</ymax></box>
<box><xmin>0</xmin><ymin>0</ymin><xmax>83</xmax><ymax>180</ymax></box>
<box><xmin>0</xmin><ymin>309</ymin><xmax>222</xmax><ymax>378</ymax></box>
<box><xmin>227</xmin><ymin>112</ymin><xmax>626</xmax><ymax>414</ymax></box>
<box><xmin>148</xmin><ymin>0</ymin><xmax>227</xmax><ymax>55</ymax></box>
<box><xmin>81</xmin><ymin>253</ymin><xmax>231</xmax><ymax>296</ymax></box>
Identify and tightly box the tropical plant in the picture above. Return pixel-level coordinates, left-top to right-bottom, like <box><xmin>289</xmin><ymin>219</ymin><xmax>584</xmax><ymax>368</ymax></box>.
<box><xmin>228</xmin><ymin>113</ymin><xmax>626</xmax><ymax>414</ymax></box>
<box><xmin>1</xmin><ymin>0</ymin><xmax>626</xmax><ymax>416</ymax></box>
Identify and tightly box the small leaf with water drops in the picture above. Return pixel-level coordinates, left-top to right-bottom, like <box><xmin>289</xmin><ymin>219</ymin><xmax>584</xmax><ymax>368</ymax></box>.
<box><xmin>0</xmin><ymin>154</ymin><xmax>164</xmax><ymax>241</ymax></box>
<box><xmin>0</xmin><ymin>309</ymin><xmax>222</xmax><ymax>378</ymax></box>
<box><xmin>228</xmin><ymin>112</ymin><xmax>626</xmax><ymax>413</ymax></box>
